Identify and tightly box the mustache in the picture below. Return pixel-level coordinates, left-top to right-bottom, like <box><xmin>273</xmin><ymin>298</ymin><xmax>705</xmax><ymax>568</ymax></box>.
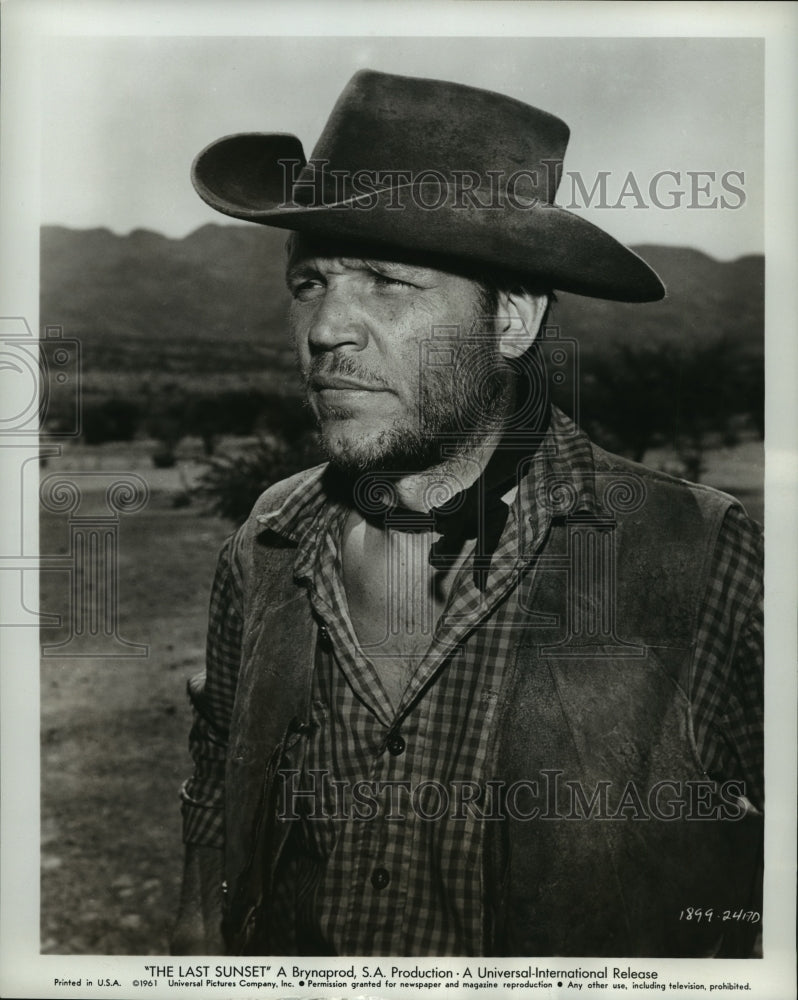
<box><xmin>303</xmin><ymin>355</ymin><xmax>391</xmax><ymax>390</ymax></box>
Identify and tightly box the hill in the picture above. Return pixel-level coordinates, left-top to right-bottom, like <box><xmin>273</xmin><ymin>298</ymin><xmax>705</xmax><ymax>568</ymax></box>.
<box><xmin>554</xmin><ymin>245</ymin><xmax>763</xmax><ymax>363</ymax></box>
<box><xmin>40</xmin><ymin>224</ymin><xmax>296</xmax><ymax>384</ymax></box>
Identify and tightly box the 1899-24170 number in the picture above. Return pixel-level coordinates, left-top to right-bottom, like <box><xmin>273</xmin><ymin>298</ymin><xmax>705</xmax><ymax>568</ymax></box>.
<box><xmin>679</xmin><ymin>908</ymin><xmax>761</xmax><ymax>923</ymax></box>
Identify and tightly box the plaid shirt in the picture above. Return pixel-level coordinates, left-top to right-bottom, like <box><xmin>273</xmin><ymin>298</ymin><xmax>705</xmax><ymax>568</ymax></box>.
<box><xmin>181</xmin><ymin>407</ymin><xmax>764</xmax><ymax>955</ymax></box>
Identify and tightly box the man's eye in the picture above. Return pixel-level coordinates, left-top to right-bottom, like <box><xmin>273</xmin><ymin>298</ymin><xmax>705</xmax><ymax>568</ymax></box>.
<box><xmin>290</xmin><ymin>280</ymin><xmax>324</xmax><ymax>301</ymax></box>
<box><xmin>371</xmin><ymin>271</ymin><xmax>413</xmax><ymax>289</ymax></box>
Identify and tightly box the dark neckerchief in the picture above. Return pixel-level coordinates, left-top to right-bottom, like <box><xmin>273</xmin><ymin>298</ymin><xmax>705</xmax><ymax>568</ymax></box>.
<box><xmin>323</xmin><ymin>404</ymin><xmax>551</xmax><ymax>589</ymax></box>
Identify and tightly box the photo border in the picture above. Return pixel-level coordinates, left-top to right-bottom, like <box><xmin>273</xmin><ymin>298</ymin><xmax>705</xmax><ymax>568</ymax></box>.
<box><xmin>1</xmin><ymin>2</ymin><xmax>795</xmax><ymax>998</ymax></box>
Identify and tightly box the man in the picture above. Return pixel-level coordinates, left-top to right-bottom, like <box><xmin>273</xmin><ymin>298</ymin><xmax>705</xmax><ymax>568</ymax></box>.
<box><xmin>173</xmin><ymin>70</ymin><xmax>763</xmax><ymax>957</ymax></box>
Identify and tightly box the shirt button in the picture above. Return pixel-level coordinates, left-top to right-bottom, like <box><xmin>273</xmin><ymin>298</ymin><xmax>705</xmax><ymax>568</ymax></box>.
<box><xmin>318</xmin><ymin>624</ymin><xmax>331</xmax><ymax>644</ymax></box>
<box><xmin>371</xmin><ymin>867</ymin><xmax>390</xmax><ymax>891</ymax></box>
<box><xmin>386</xmin><ymin>732</ymin><xmax>406</xmax><ymax>756</ymax></box>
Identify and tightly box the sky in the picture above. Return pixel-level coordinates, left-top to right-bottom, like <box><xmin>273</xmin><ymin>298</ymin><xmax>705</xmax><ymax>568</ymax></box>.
<box><xmin>37</xmin><ymin>33</ymin><xmax>764</xmax><ymax>260</ymax></box>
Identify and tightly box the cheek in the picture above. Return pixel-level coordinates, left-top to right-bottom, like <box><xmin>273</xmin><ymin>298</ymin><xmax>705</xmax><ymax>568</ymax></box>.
<box><xmin>386</xmin><ymin>342</ymin><xmax>426</xmax><ymax>404</ymax></box>
<box><xmin>289</xmin><ymin>310</ymin><xmax>311</xmax><ymax>365</ymax></box>
<box><xmin>378</xmin><ymin>302</ymin><xmax>439</xmax><ymax>384</ymax></box>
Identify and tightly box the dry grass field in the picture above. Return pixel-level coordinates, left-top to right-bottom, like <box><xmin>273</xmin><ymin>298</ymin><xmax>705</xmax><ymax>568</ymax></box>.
<box><xmin>39</xmin><ymin>437</ymin><xmax>763</xmax><ymax>954</ymax></box>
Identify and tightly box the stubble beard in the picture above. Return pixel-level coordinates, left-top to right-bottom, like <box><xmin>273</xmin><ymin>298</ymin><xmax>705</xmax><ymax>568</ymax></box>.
<box><xmin>309</xmin><ymin>338</ymin><xmax>515</xmax><ymax>478</ymax></box>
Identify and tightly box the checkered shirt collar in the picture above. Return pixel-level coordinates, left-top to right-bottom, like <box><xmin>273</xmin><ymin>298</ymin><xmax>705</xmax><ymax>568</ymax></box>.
<box><xmin>255</xmin><ymin>405</ymin><xmax>601</xmax><ymax>561</ymax></box>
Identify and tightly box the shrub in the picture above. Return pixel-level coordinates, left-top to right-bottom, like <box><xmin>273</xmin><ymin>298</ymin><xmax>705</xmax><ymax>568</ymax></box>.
<box><xmin>152</xmin><ymin>446</ymin><xmax>177</xmax><ymax>469</ymax></box>
<box><xmin>567</xmin><ymin>336</ymin><xmax>759</xmax><ymax>479</ymax></box>
<box><xmin>81</xmin><ymin>397</ymin><xmax>142</xmax><ymax>445</ymax></box>
<box><xmin>194</xmin><ymin>432</ymin><xmax>323</xmax><ymax>525</ymax></box>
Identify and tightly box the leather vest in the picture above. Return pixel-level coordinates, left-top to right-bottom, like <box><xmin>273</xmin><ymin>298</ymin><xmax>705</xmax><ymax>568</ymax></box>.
<box><xmin>221</xmin><ymin>448</ymin><xmax>762</xmax><ymax>957</ymax></box>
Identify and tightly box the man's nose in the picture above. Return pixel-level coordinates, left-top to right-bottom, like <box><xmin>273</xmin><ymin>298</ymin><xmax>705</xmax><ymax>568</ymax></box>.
<box><xmin>306</xmin><ymin>288</ymin><xmax>368</xmax><ymax>352</ymax></box>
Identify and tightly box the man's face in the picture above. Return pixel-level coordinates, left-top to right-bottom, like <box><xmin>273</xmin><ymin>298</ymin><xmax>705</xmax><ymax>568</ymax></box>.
<box><xmin>286</xmin><ymin>235</ymin><xmax>512</xmax><ymax>475</ymax></box>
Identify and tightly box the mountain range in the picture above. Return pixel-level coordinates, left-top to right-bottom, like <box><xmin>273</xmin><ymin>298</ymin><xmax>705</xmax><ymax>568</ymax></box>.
<box><xmin>40</xmin><ymin>224</ymin><xmax>764</xmax><ymax>391</ymax></box>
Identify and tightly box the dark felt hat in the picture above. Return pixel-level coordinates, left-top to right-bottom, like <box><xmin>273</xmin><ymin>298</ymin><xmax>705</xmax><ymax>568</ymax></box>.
<box><xmin>192</xmin><ymin>69</ymin><xmax>664</xmax><ymax>302</ymax></box>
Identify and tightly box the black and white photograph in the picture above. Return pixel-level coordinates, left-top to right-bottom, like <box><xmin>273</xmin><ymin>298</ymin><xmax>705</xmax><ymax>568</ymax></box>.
<box><xmin>0</xmin><ymin>2</ymin><xmax>795</xmax><ymax>998</ymax></box>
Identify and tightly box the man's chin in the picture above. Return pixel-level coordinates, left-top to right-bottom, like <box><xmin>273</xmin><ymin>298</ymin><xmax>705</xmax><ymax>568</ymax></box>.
<box><xmin>320</xmin><ymin>424</ymin><xmax>446</xmax><ymax>477</ymax></box>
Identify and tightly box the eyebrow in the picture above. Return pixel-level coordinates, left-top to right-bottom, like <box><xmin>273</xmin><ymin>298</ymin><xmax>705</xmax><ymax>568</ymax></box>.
<box><xmin>285</xmin><ymin>257</ymin><xmax>424</xmax><ymax>285</ymax></box>
<box><xmin>362</xmin><ymin>258</ymin><xmax>421</xmax><ymax>275</ymax></box>
<box><xmin>285</xmin><ymin>261</ymin><xmax>318</xmax><ymax>285</ymax></box>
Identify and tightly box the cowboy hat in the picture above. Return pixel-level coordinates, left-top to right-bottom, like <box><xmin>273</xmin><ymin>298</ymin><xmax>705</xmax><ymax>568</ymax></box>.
<box><xmin>192</xmin><ymin>69</ymin><xmax>664</xmax><ymax>302</ymax></box>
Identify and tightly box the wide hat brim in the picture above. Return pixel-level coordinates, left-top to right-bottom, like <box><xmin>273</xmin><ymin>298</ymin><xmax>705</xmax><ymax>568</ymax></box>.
<box><xmin>192</xmin><ymin>75</ymin><xmax>665</xmax><ymax>303</ymax></box>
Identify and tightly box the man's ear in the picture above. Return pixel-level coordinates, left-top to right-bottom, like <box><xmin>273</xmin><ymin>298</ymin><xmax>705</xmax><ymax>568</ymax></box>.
<box><xmin>494</xmin><ymin>290</ymin><xmax>549</xmax><ymax>359</ymax></box>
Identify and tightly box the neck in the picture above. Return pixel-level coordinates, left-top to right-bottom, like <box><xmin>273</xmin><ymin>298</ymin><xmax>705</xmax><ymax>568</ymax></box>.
<box><xmin>389</xmin><ymin>430</ymin><xmax>504</xmax><ymax>513</ymax></box>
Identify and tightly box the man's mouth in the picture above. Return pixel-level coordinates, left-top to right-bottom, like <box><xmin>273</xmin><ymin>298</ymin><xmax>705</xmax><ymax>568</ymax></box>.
<box><xmin>311</xmin><ymin>376</ymin><xmax>387</xmax><ymax>392</ymax></box>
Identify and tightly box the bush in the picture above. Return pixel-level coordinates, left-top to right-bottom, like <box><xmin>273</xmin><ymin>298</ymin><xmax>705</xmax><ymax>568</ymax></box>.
<box><xmin>567</xmin><ymin>336</ymin><xmax>760</xmax><ymax>479</ymax></box>
<box><xmin>152</xmin><ymin>445</ymin><xmax>177</xmax><ymax>469</ymax></box>
<box><xmin>81</xmin><ymin>397</ymin><xmax>142</xmax><ymax>445</ymax></box>
<box><xmin>145</xmin><ymin>388</ymin><xmax>317</xmax><ymax>456</ymax></box>
<box><xmin>194</xmin><ymin>432</ymin><xmax>323</xmax><ymax>525</ymax></box>
<box><xmin>184</xmin><ymin>389</ymin><xmax>269</xmax><ymax>455</ymax></box>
